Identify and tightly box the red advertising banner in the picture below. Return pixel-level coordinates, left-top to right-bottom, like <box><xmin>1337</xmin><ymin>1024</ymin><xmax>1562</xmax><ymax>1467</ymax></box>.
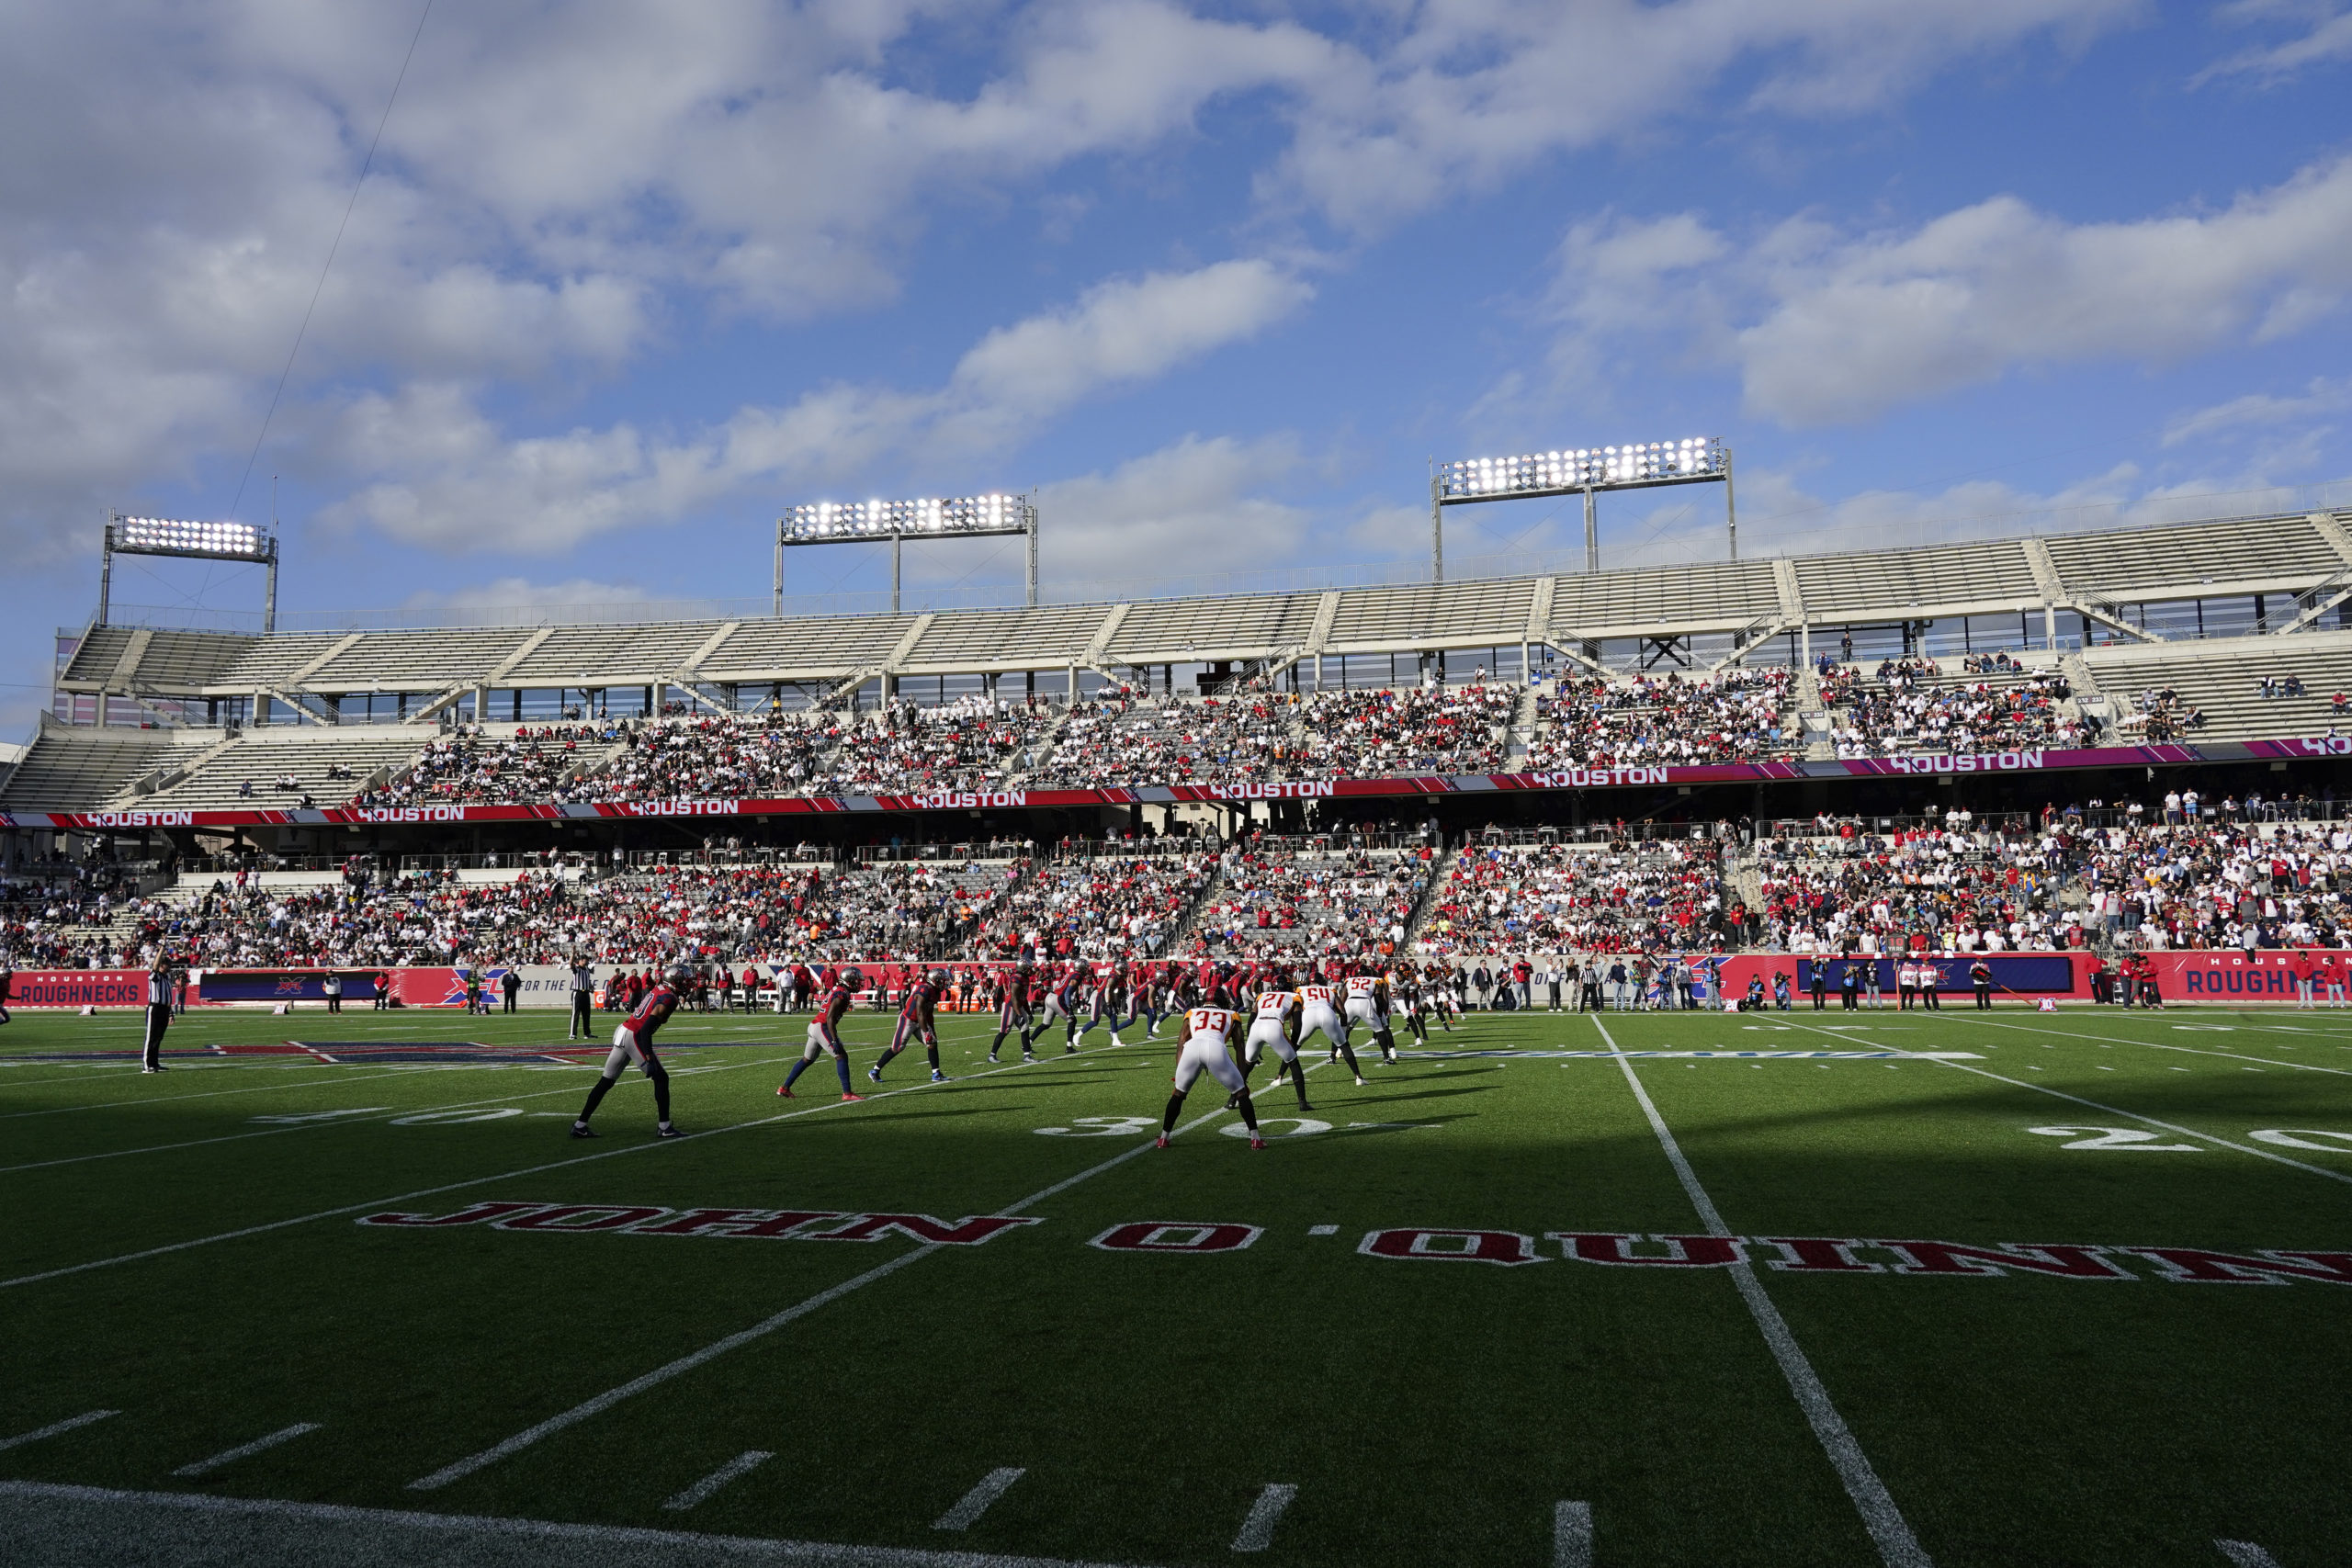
<box><xmin>6</xmin><ymin>734</ymin><xmax>2348</xmax><ymax>833</ymax></box>
<box><xmin>4</xmin><ymin>969</ymin><xmax>153</xmax><ymax>1009</ymax></box>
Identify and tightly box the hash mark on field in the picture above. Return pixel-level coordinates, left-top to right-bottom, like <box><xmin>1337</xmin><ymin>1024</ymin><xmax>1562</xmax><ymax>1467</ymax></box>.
<box><xmin>2216</xmin><ymin>1543</ymin><xmax>2283</xmax><ymax>1567</ymax></box>
<box><xmin>933</xmin><ymin>1466</ymin><xmax>1024</xmax><ymax>1529</ymax></box>
<box><xmin>1307</xmin><ymin>1224</ymin><xmax>1338</xmax><ymax>1235</ymax></box>
<box><xmin>1554</xmin><ymin>1500</ymin><xmax>1594</xmax><ymax>1568</ymax></box>
<box><xmin>1231</xmin><ymin>1483</ymin><xmax>1297</xmax><ymax>1552</ymax></box>
<box><xmin>171</xmin><ymin>1422</ymin><xmax>319</xmax><ymax>1477</ymax></box>
<box><xmin>0</xmin><ymin>1409</ymin><xmax>117</xmax><ymax>1451</ymax></box>
<box><xmin>662</xmin><ymin>1450</ymin><xmax>771</xmax><ymax>1511</ymax></box>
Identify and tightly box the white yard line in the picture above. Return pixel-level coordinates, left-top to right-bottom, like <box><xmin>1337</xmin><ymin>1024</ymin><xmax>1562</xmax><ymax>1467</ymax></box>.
<box><xmin>1553</xmin><ymin>1501</ymin><xmax>1593</xmax><ymax>1568</ymax></box>
<box><xmin>0</xmin><ymin>1479</ymin><xmax>1159</xmax><ymax>1568</ymax></box>
<box><xmin>0</xmin><ymin>1057</ymin><xmax>767</xmax><ymax>1176</ymax></box>
<box><xmin>1228</xmin><ymin>1483</ymin><xmax>1296</xmax><ymax>1552</ymax></box>
<box><xmin>408</xmin><ymin>1096</ymin><xmax>1228</xmax><ymax>1492</ymax></box>
<box><xmin>662</xmin><ymin>1450</ymin><xmax>774</xmax><ymax>1512</ymax></box>
<box><xmin>933</xmin><ymin>1467</ymin><xmax>1027</xmax><ymax>1530</ymax></box>
<box><xmin>0</xmin><ymin>1043</ymin><xmax>1130</xmax><ymax>1294</ymax></box>
<box><xmin>0</xmin><ymin>1066</ymin><xmax>421</xmax><ymax>1121</ymax></box>
<box><xmin>1781</xmin><ymin>1021</ymin><xmax>2352</xmax><ymax>1188</ymax></box>
<box><xmin>171</xmin><ymin>1422</ymin><xmax>321</xmax><ymax>1478</ymax></box>
<box><xmin>1595</xmin><ymin>1018</ymin><xmax>1933</xmax><ymax>1568</ymax></box>
<box><xmin>1958</xmin><ymin>1016</ymin><xmax>2352</xmax><ymax>1077</ymax></box>
<box><xmin>2215</xmin><ymin>1543</ymin><xmax>2283</xmax><ymax>1567</ymax></box>
<box><xmin>0</xmin><ymin>1409</ymin><xmax>117</xmax><ymax>1452</ymax></box>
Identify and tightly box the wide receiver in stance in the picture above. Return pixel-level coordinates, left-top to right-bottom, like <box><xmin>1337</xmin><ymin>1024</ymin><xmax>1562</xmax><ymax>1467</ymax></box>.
<box><xmin>870</xmin><ymin>968</ymin><xmax>948</xmax><ymax>1084</ymax></box>
<box><xmin>779</xmin><ymin>966</ymin><xmax>866</xmax><ymax>1101</ymax></box>
<box><xmin>1158</xmin><ymin>1001</ymin><xmax>1264</xmax><ymax>1150</ymax></box>
<box><xmin>572</xmin><ymin>964</ymin><xmax>686</xmax><ymax>1139</ymax></box>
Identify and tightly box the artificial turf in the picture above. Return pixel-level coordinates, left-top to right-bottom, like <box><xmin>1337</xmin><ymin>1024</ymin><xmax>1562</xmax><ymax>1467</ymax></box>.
<box><xmin>2</xmin><ymin>999</ymin><xmax>2347</xmax><ymax>1566</ymax></box>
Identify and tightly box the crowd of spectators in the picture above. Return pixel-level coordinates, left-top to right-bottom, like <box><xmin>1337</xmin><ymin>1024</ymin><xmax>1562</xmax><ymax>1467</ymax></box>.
<box><xmin>1414</xmin><ymin>837</ymin><xmax>1731</xmax><ymax>957</ymax></box>
<box><xmin>1182</xmin><ymin>842</ymin><xmax>1431</xmax><ymax>963</ymax></box>
<box><xmin>1295</xmin><ymin>682</ymin><xmax>1517</xmax><ymax>776</ymax></box>
<box><xmin>357</xmin><ymin>724</ymin><xmax>613</xmax><ymax>808</ymax></box>
<box><xmin>1751</xmin><ymin>820</ymin><xmax>2075</xmax><ymax>953</ymax></box>
<box><xmin>583</xmin><ymin>714</ymin><xmax>832</xmax><ymax>801</ymax></box>
<box><xmin>1523</xmin><ymin>668</ymin><xmax>1795</xmax><ymax>769</ymax></box>
<box><xmin>2076</xmin><ymin>815</ymin><xmax>2352</xmax><ymax>953</ymax></box>
<box><xmin>820</xmin><ymin>694</ymin><xmax>1057</xmax><ymax>795</ymax></box>
<box><xmin>2120</xmin><ymin>685</ymin><xmax>2209</xmax><ymax>742</ymax></box>
<box><xmin>1824</xmin><ymin>660</ymin><xmax>2083</xmax><ymax>756</ymax></box>
<box><xmin>975</xmin><ymin>851</ymin><xmax>1216</xmax><ymax>962</ymax></box>
<box><xmin>1044</xmin><ymin>690</ymin><xmax>1304</xmax><ymax>785</ymax></box>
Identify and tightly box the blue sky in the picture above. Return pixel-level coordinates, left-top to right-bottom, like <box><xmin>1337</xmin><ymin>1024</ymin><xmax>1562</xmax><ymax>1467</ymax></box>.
<box><xmin>5</xmin><ymin>0</ymin><xmax>2352</xmax><ymax>733</ymax></box>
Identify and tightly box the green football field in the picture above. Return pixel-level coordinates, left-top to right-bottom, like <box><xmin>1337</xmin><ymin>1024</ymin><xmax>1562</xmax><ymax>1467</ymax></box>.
<box><xmin>2</xmin><ymin>998</ymin><xmax>2348</xmax><ymax>1568</ymax></box>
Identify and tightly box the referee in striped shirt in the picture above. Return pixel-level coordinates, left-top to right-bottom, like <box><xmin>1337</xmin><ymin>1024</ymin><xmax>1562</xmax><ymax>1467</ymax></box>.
<box><xmin>141</xmin><ymin>956</ymin><xmax>175</xmax><ymax>1073</ymax></box>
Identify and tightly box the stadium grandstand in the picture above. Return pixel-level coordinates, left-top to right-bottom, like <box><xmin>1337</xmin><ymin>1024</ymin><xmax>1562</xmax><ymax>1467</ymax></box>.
<box><xmin>8</xmin><ymin>503</ymin><xmax>2352</xmax><ymax>969</ymax></box>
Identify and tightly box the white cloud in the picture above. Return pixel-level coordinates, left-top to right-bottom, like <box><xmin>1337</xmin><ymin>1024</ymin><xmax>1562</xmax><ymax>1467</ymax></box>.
<box><xmin>322</xmin><ymin>259</ymin><xmax>1312</xmax><ymax>552</ymax></box>
<box><xmin>401</xmin><ymin>576</ymin><xmax>651</xmax><ymax>614</ymax></box>
<box><xmin>2163</xmin><ymin>378</ymin><xmax>2351</xmax><ymax>445</ymax></box>
<box><xmin>1034</xmin><ymin>434</ymin><xmax>1307</xmax><ymax>587</ymax></box>
<box><xmin>1540</xmin><ymin>154</ymin><xmax>2352</xmax><ymax>427</ymax></box>
<box><xmin>2196</xmin><ymin>4</ymin><xmax>2352</xmax><ymax>84</ymax></box>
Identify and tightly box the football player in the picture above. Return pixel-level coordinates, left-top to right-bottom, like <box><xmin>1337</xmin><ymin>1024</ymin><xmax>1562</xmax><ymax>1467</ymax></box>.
<box><xmin>869</xmin><ymin>969</ymin><xmax>948</xmax><ymax>1084</ymax></box>
<box><xmin>1235</xmin><ymin>981</ymin><xmax>1313</xmax><ymax>1112</ymax></box>
<box><xmin>778</xmin><ymin>967</ymin><xmax>866</xmax><ymax>1101</ymax></box>
<box><xmin>987</xmin><ymin>959</ymin><xmax>1034</xmax><ymax>1063</ymax></box>
<box><xmin>1295</xmin><ymin>974</ymin><xmax>1365</xmax><ymax>1086</ymax></box>
<box><xmin>572</xmin><ymin>963</ymin><xmax>686</xmax><ymax>1138</ymax></box>
<box><xmin>1072</xmin><ymin>960</ymin><xmax>1127</xmax><ymax>1048</ymax></box>
<box><xmin>1342</xmin><ymin>969</ymin><xmax>1400</xmax><ymax>1066</ymax></box>
<box><xmin>1156</xmin><ymin>1000</ymin><xmax>1263</xmax><ymax>1151</ymax></box>
<box><xmin>1023</xmin><ymin>964</ymin><xmax>1084</xmax><ymax>1055</ymax></box>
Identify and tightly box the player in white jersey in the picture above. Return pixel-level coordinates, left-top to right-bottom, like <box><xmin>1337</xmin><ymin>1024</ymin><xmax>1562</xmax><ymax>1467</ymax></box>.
<box><xmin>1342</xmin><ymin>973</ymin><xmax>1400</xmax><ymax>1066</ymax></box>
<box><xmin>1235</xmin><ymin>987</ymin><xmax>1314</xmax><ymax>1113</ymax></box>
<box><xmin>1295</xmin><ymin>980</ymin><xmax>1365</xmax><ymax>1085</ymax></box>
<box><xmin>1156</xmin><ymin>1005</ymin><xmax>1263</xmax><ymax>1150</ymax></box>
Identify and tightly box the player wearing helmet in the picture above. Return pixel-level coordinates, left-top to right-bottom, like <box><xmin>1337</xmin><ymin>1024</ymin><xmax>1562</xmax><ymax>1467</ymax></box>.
<box><xmin>1235</xmin><ymin>983</ymin><xmax>1313</xmax><ymax>1112</ymax></box>
<box><xmin>1156</xmin><ymin>1002</ymin><xmax>1263</xmax><ymax>1151</ymax></box>
<box><xmin>1342</xmin><ymin>971</ymin><xmax>1399</xmax><ymax>1066</ymax></box>
<box><xmin>1022</xmin><ymin>964</ymin><xmax>1084</xmax><ymax>1055</ymax></box>
<box><xmin>1072</xmin><ymin>961</ymin><xmax>1128</xmax><ymax>1048</ymax></box>
<box><xmin>987</xmin><ymin>959</ymin><xmax>1033</xmax><ymax>1063</ymax></box>
<box><xmin>1295</xmin><ymin>976</ymin><xmax>1365</xmax><ymax>1086</ymax></box>
<box><xmin>572</xmin><ymin>964</ymin><xmax>686</xmax><ymax>1138</ymax></box>
<box><xmin>778</xmin><ymin>967</ymin><xmax>866</xmax><ymax>1101</ymax></box>
<box><xmin>869</xmin><ymin>969</ymin><xmax>949</xmax><ymax>1084</ymax></box>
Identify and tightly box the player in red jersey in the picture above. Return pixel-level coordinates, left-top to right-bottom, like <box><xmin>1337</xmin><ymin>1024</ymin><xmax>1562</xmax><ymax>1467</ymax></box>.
<box><xmin>778</xmin><ymin>967</ymin><xmax>866</xmax><ymax>1101</ymax></box>
<box><xmin>571</xmin><ymin>964</ymin><xmax>686</xmax><ymax>1138</ymax></box>
<box><xmin>869</xmin><ymin>969</ymin><xmax>948</xmax><ymax>1084</ymax></box>
<box><xmin>989</xmin><ymin>960</ymin><xmax>1034</xmax><ymax>1063</ymax></box>
<box><xmin>1156</xmin><ymin>1003</ymin><xmax>1262</xmax><ymax>1151</ymax></box>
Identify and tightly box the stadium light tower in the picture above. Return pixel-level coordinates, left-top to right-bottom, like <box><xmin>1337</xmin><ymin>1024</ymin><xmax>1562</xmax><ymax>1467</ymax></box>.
<box><xmin>98</xmin><ymin>513</ymin><xmax>280</xmax><ymax>630</ymax></box>
<box><xmin>775</xmin><ymin>492</ymin><xmax>1038</xmax><ymax>615</ymax></box>
<box><xmin>1430</xmin><ymin>437</ymin><xmax>1733</xmax><ymax>580</ymax></box>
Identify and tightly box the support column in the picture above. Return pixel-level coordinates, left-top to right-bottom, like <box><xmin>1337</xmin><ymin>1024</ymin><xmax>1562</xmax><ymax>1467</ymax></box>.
<box><xmin>1026</xmin><ymin>514</ymin><xmax>1039</xmax><ymax>608</ymax></box>
<box><xmin>773</xmin><ymin>522</ymin><xmax>784</xmax><ymax>617</ymax></box>
<box><xmin>1724</xmin><ymin>449</ymin><xmax>1736</xmax><ymax>563</ymax></box>
<box><xmin>1430</xmin><ymin>474</ymin><xmax>1444</xmax><ymax>584</ymax></box>
<box><xmin>891</xmin><ymin>533</ymin><xmax>902</xmax><ymax>615</ymax></box>
<box><xmin>1583</xmin><ymin>487</ymin><xmax>1599</xmax><ymax>573</ymax></box>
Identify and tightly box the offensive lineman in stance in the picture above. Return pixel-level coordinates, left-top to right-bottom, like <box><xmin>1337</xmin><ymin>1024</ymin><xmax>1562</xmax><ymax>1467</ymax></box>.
<box><xmin>870</xmin><ymin>969</ymin><xmax>948</xmax><ymax>1084</ymax></box>
<box><xmin>1157</xmin><ymin>1001</ymin><xmax>1264</xmax><ymax>1151</ymax></box>
<box><xmin>779</xmin><ymin>966</ymin><xmax>866</xmax><ymax>1101</ymax></box>
<box><xmin>1234</xmin><ymin>982</ymin><xmax>1313</xmax><ymax>1113</ymax></box>
<box><xmin>1343</xmin><ymin>970</ymin><xmax>1401</xmax><ymax>1066</ymax></box>
<box><xmin>1297</xmin><ymin>975</ymin><xmax>1365</xmax><ymax>1086</ymax></box>
<box><xmin>572</xmin><ymin>964</ymin><xmax>686</xmax><ymax>1138</ymax></box>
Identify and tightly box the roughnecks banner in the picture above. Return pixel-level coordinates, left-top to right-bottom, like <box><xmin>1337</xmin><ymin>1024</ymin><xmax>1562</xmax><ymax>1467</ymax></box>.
<box><xmin>6</xmin><ymin>733</ymin><xmax>2348</xmax><ymax>831</ymax></box>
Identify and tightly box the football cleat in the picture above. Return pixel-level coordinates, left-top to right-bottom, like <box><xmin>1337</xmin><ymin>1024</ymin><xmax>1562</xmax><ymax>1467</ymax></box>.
<box><xmin>1353</xmin><ymin>1077</ymin><xmax>1366</xmax><ymax>1087</ymax></box>
<box><xmin>840</xmin><ymin>1092</ymin><xmax>865</xmax><ymax>1102</ymax></box>
<box><xmin>1022</xmin><ymin>1052</ymin><xmax>1037</xmax><ymax>1063</ymax></box>
<box><xmin>929</xmin><ymin>1069</ymin><xmax>947</xmax><ymax>1082</ymax></box>
<box><xmin>987</xmin><ymin>1053</ymin><xmax>1001</xmax><ymax>1064</ymax></box>
<box><xmin>657</xmin><ymin>1124</ymin><xmax>685</xmax><ymax>1139</ymax></box>
<box><xmin>1250</xmin><ymin>1135</ymin><xmax>1267</xmax><ymax>1151</ymax></box>
<box><xmin>866</xmin><ymin>1066</ymin><xmax>883</xmax><ymax>1083</ymax></box>
<box><xmin>570</xmin><ymin>1122</ymin><xmax>596</xmax><ymax>1138</ymax></box>
<box><xmin>1154</xmin><ymin>1134</ymin><xmax>1171</xmax><ymax>1149</ymax></box>
<box><xmin>775</xmin><ymin>1085</ymin><xmax>795</xmax><ymax>1098</ymax></box>
<box><xmin>1064</xmin><ymin>1043</ymin><xmax>1077</xmax><ymax>1054</ymax></box>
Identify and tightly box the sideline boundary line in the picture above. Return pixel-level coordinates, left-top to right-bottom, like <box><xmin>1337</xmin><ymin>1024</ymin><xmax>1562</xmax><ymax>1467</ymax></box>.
<box><xmin>0</xmin><ymin>1044</ymin><xmax>1132</xmax><ymax>1293</ymax></box>
<box><xmin>0</xmin><ymin>1478</ymin><xmax>1155</xmax><ymax>1567</ymax></box>
<box><xmin>1596</xmin><ymin>1018</ymin><xmax>1933</xmax><ymax>1568</ymax></box>
<box><xmin>407</xmin><ymin>1100</ymin><xmax>1228</xmax><ymax>1491</ymax></box>
<box><xmin>1959</xmin><ymin>1016</ymin><xmax>2352</xmax><ymax>1077</ymax></box>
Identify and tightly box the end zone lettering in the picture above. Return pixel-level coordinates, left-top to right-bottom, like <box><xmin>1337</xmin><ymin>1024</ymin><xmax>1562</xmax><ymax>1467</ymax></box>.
<box><xmin>357</xmin><ymin>1201</ymin><xmax>1039</xmax><ymax>1246</ymax></box>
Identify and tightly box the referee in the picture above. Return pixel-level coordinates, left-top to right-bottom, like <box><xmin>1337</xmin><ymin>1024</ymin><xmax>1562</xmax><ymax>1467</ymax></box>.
<box><xmin>569</xmin><ymin>959</ymin><xmax>594</xmax><ymax>1040</ymax></box>
<box><xmin>141</xmin><ymin>955</ymin><xmax>175</xmax><ymax>1072</ymax></box>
